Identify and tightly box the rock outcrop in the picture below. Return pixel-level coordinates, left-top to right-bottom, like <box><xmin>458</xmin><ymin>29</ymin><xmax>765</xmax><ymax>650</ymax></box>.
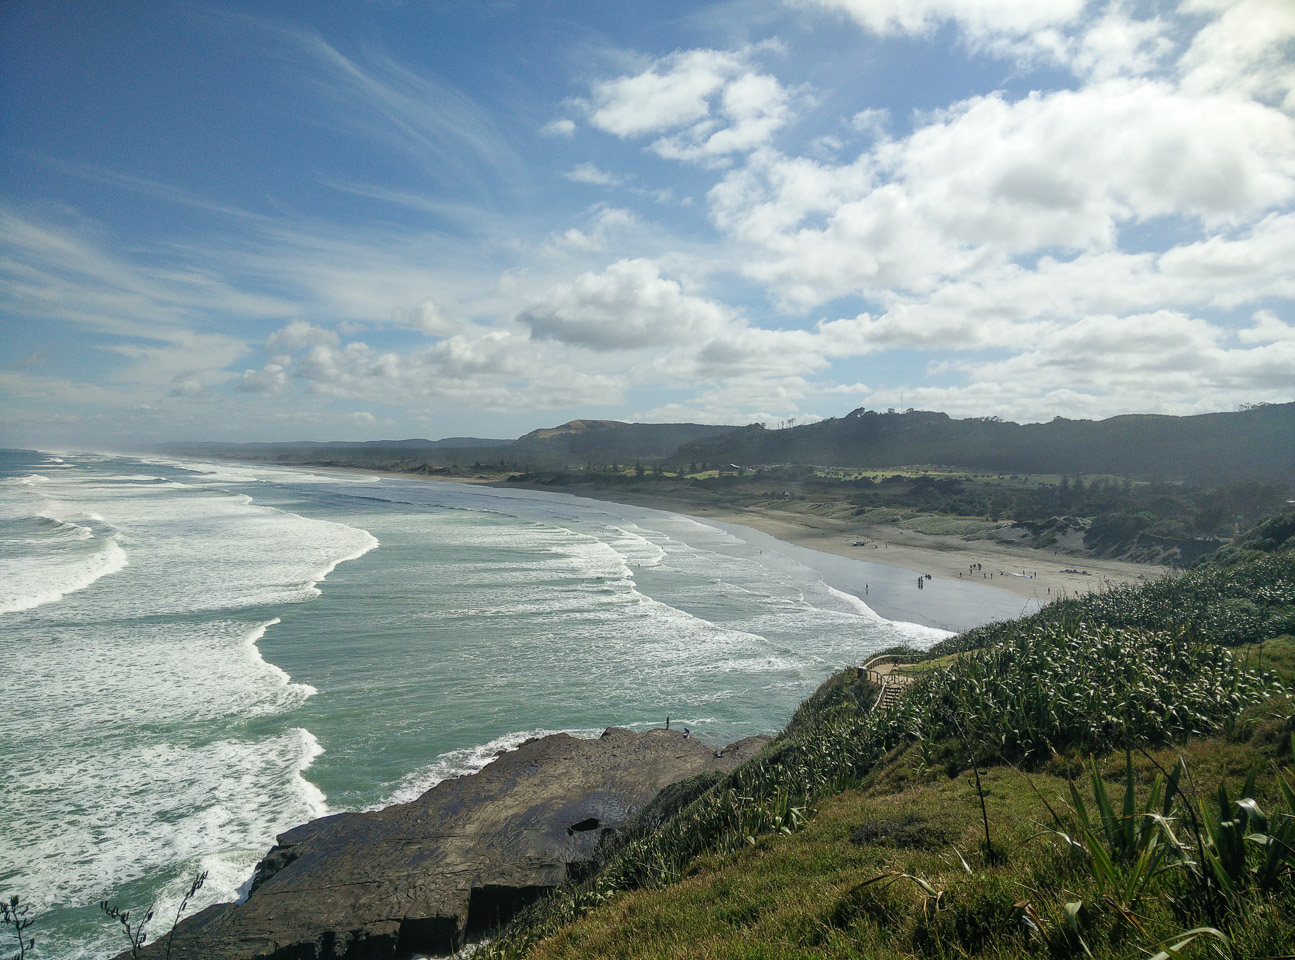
<box><xmin>138</xmin><ymin>727</ymin><xmax>767</xmax><ymax>960</ymax></box>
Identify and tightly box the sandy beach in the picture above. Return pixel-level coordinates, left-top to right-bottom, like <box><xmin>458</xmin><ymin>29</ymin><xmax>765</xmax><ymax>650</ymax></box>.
<box><xmin>291</xmin><ymin>465</ymin><xmax>1173</xmax><ymax>632</ymax></box>
<box><xmin>541</xmin><ymin>488</ymin><xmax>1171</xmax><ymax>609</ymax></box>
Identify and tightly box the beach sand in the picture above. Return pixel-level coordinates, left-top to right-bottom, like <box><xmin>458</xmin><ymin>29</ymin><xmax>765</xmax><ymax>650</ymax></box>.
<box><xmin>548</xmin><ymin>488</ymin><xmax>1171</xmax><ymax>609</ymax></box>
<box><xmin>298</xmin><ymin>466</ymin><xmax>1172</xmax><ymax>633</ymax></box>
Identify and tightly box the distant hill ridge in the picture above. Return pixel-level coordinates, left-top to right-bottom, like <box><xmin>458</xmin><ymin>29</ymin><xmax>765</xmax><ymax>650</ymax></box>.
<box><xmin>153</xmin><ymin>404</ymin><xmax>1292</xmax><ymax>483</ymax></box>
<box><xmin>674</xmin><ymin>402</ymin><xmax>1294</xmax><ymax>484</ymax></box>
<box><xmin>153</xmin><ymin>420</ymin><xmax>737</xmax><ymax>468</ymax></box>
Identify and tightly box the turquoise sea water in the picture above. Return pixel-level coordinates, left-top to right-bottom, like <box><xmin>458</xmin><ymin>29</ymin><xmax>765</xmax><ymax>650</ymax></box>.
<box><xmin>0</xmin><ymin>450</ymin><xmax>1026</xmax><ymax>958</ymax></box>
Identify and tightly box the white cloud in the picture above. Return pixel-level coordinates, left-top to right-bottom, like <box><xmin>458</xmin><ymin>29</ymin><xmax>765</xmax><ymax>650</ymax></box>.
<box><xmin>934</xmin><ymin>310</ymin><xmax>1295</xmax><ymax>415</ymax></box>
<box><xmin>519</xmin><ymin>258</ymin><xmax>736</xmax><ymax>351</ymax></box>
<box><xmin>550</xmin><ymin>207</ymin><xmax>641</xmax><ymax>252</ymax></box>
<box><xmin>638</xmin><ymin>376</ymin><xmax>820</xmax><ymax>427</ymax></box>
<box><xmin>848</xmin><ymin>108</ymin><xmax>889</xmax><ymax>138</ymax></box>
<box><xmin>1067</xmin><ymin>6</ymin><xmax>1175</xmax><ymax>81</ymax></box>
<box><xmin>237</xmin><ymin>364</ymin><xmax>288</xmax><ymax>395</ymax></box>
<box><xmin>408</xmin><ymin>298</ymin><xmax>458</xmax><ymax>337</ymax></box>
<box><xmin>564</xmin><ymin>163</ymin><xmax>624</xmax><ymax>186</ymax></box>
<box><xmin>589</xmin><ymin>48</ymin><xmax>793</xmax><ymax>164</ymax></box>
<box><xmin>1238</xmin><ymin>309</ymin><xmax>1295</xmax><ymax>344</ymax></box>
<box><xmin>836</xmin><ymin>213</ymin><xmax>1295</xmax><ymax>343</ymax></box>
<box><xmin>1179</xmin><ymin>0</ymin><xmax>1295</xmax><ymax>110</ymax></box>
<box><xmin>802</xmin><ymin>0</ymin><xmax>1178</xmax><ymax>81</ymax></box>
<box><xmin>652</xmin><ymin>70</ymin><xmax>791</xmax><ymax>165</ymax></box>
<box><xmin>265</xmin><ymin>320</ymin><xmax>340</xmax><ymax>358</ymax></box>
<box><xmin>799</xmin><ymin>0</ymin><xmax>1085</xmax><ymax>41</ymax></box>
<box><xmin>236</xmin><ymin>322</ymin><xmax>630</xmax><ymax>413</ymax></box>
<box><xmin>540</xmin><ymin>118</ymin><xmax>576</xmax><ymax>137</ymax></box>
<box><xmin>687</xmin><ymin>326</ymin><xmax>826</xmax><ymax>378</ymax></box>
<box><xmin>709</xmin><ymin>77</ymin><xmax>1295</xmax><ymax>308</ymax></box>
<box><xmin>591</xmin><ymin>49</ymin><xmax>743</xmax><ymax>136</ymax></box>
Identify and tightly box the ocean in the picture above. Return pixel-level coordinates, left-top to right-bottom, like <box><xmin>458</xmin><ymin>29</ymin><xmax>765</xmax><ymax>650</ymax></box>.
<box><xmin>0</xmin><ymin>450</ymin><xmax>1023</xmax><ymax>959</ymax></box>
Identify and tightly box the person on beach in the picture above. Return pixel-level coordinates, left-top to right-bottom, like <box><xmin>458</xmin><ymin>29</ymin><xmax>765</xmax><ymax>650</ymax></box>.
<box><xmin>683</xmin><ymin>727</ymin><xmax>690</xmax><ymax>739</ymax></box>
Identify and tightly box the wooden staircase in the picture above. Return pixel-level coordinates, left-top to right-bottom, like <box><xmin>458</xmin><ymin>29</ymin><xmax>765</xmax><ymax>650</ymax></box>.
<box><xmin>859</xmin><ymin>656</ymin><xmax>917</xmax><ymax>713</ymax></box>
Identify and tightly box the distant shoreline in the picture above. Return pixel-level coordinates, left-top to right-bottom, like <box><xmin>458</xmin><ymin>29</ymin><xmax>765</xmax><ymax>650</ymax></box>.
<box><xmin>560</xmin><ymin>485</ymin><xmax>1169</xmax><ymax>602</ymax></box>
<box><xmin>494</xmin><ymin>481</ymin><xmax>1169</xmax><ymax>628</ymax></box>
<box><xmin>282</xmin><ymin>462</ymin><xmax>1169</xmax><ymax>632</ymax></box>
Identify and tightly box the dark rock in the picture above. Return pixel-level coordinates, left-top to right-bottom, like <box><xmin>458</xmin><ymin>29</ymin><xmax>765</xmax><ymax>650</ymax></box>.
<box><xmin>136</xmin><ymin>727</ymin><xmax>767</xmax><ymax>960</ymax></box>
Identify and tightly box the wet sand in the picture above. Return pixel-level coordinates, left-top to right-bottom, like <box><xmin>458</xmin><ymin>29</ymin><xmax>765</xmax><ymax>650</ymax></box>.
<box><xmin>293</xmin><ymin>466</ymin><xmax>1171</xmax><ymax>634</ymax></box>
<box><xmin>550</xmin><ymin>489</ymin><xmax>1170</xmax><ymax>611</ymax></box>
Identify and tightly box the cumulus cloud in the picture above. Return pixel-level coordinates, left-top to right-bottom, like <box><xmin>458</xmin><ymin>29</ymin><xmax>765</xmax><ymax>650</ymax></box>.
<box><xmin>589</xmin><ymin>48</ymin><xmax>793</xmax><ymax>165</ymax></box>
<box><xmin>550</xmin><ymin>207</ymin><xmax>640</xmax><ymax>252</ymax></box>
<box><xmin>167</xmin><ymin>372</ymin><xmax>209</xmax><ymax>399</ymax></box>
<box><xmin>801</xmin><ymin>0</ymin><xmax>1180</xmax><ymax>81</ymax></box>
<box><xmin>236</xmin><ymin>324</ymin><xmax>629</xmax><ymax>412</ymax></box>
<box><xmin>848</xmin><ymin>108</ymin><xmax>889</xmax><ymax>138</ymax></box>
<box><xmin>709</xmin><ymin>77</ymin><xmax>1295</xmax><ymax>308</ymax></box>
<box><xmin>1238</xmin><ymin>310</ymin><xmax>1295</xmax><ymax>344</ymax></box>
<box><xmin>565</xmin><ymin>163</ymin><xmax>624</xmax><ymax>186</ymax></box>
<box><xmin>1179</xmin><ymin>0</ymin><xmax>1295</xmax><ymax>109</ymax></box>
<box><xmin>518</xmin><ymin>258</ymin><xmax>736</xmax><ymax>351</ymax></box>
<box><xmin>799</xmin><ymin>0</ymin><xmax>1084</xmax><ymax>38</ymax></box>
<box><xmin>540</xmin><ymin>118</ymin><xmax>576</xmax><ymax>137</ymax></box>
<box><xmin>408</xmin><ymin>298</ymin><xmax>458</xmax><ymax>337</ymax></box>
<box><xmin>1068</xmin><ymin>6</ymin><xmax>1175</xmax><ymax>81</ymax></box>
<box><xmin>237</xmin><ymin>363</ymin><xmax>288</xmax><ymax>394</ymax></box>
<box><xmin>951</xmin><ymin>311</ymin><xmax>1295</xmax><ymax>403</ymax></box>
<box><xmin>265</xmin><ymin>320</ymin><xmax>340</xmax><ymax>359</ymax></box>
<box><xmin>637</xmin><ymin>375</ymin><xmax>820</xmax><ymax>427</ymax></box>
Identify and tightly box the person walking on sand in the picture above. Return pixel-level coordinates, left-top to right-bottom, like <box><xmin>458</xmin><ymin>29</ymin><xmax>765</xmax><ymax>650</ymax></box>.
<box><xmin>683</xmin><ymin>727</ymin><xmax>690</xmax><ymax>739</ymax></box>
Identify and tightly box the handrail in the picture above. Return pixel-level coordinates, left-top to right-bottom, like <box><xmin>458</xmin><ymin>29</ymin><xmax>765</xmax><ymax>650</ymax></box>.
<box><xmin>858</xmin><ymin>653</ymin><xmax>920</xmax><ymax>673</ymax></box>
<box><xmin>859</xmin><ymin>654</ymin><xmax>924</xmax><ymax>713</ymax></box>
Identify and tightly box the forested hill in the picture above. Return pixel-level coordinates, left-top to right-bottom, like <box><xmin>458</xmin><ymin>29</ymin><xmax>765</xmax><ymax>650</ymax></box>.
<box><xmin>153</xmin><ymin>421</ymin><xmax>736</xmax><ymax>469</ymax></box>
<box><xmin>506</xmin><ymin>419</ymin><xmax>735</xmax><ymax>463</ymax></box>
<box><xmin>674</xmin><ymin>402</ymin><xmax>1295</xmax><ymax>483</ymax></box>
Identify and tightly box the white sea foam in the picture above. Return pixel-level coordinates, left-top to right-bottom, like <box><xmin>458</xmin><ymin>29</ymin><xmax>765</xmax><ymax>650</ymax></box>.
<box><xmin>605</xmin><ymin>523</ymin><xmax>667</xmax><ymax>568</ymax></box>
<box><xmin>2</xmin><ymin>726</ymin><xmax>329</xmax><ymax>933</ymax></box>
<box><xmin>819</xmin><ymin>582</ymin><xmax>951</xmax><ymax>643</ymax></box>
<box><xmin>0</xmin><ymin>533</ymin><xmax>128</xmax><ymax>613</ymax></box>
<box><xmin>0</xmin><ymin>454</ymin><xmax>384</xmax><ymax>960</ymax></box>
<box><xmin>380</xmin><ymin>726</ymin><xmax>606</xmax><ymax>808</ymax></box>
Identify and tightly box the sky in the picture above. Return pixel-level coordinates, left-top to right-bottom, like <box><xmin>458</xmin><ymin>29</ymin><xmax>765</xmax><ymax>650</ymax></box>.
<box><xmin>1</xmin><ymin>0</ymin><xmax>1293</xmax><ymax>447</ymax></box>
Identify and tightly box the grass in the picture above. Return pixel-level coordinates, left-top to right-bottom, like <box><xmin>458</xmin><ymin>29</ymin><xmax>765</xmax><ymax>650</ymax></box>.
<box><xmin>475</xmin><ymin>524</ymin><xmax>1295</xmax><ymax>960</ymax></box>
<box><xmin>521</xmin><ymin>732</ymin><xmax>1295</xmax><ymax>960</ymax></box>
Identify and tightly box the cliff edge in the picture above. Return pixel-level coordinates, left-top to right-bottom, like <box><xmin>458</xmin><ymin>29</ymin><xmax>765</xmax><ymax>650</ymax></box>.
<box><xmin>134</xmin><ymin>726</ymin><xmax>767</xmax><ymax>960</ymax></box>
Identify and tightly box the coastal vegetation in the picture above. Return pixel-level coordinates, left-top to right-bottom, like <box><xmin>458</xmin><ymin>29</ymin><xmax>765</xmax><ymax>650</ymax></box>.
<box><xmin>523</xmin><ymin>465</ymin><xmax>1286</xmax><ymax>565</ymax></box>
<box><xmin>156</xmin><ymin>404</ymin><xmax>1294</xmax><ymax>488</ymax></box>
<box><xmin>157</xmin><ymin>404</ymin><xmax>1295</xmax><ymax>567</ymax></box>
<box><xmin>471</xmin><ymin>513</ymin><xmax>1295</xmax><ymax>959</ymax></box>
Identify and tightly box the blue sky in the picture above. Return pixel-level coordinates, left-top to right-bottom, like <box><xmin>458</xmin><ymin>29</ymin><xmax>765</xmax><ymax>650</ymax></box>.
<box><xmin>1</xmin><ymin>0</ymin><xmax>1292</xmax><ymax>446</ymax></box>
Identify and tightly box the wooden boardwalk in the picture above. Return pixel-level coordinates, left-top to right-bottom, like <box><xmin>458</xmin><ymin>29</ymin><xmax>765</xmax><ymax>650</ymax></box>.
<box><xmin>858</xmin><ymin>656</ymin><xmax>919</xmax><ymax>713</ymax></box>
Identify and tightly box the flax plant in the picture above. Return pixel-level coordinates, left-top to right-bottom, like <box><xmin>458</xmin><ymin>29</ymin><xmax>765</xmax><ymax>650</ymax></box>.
<box><xmin>1053</xmin><ymin>754</ymin><xmax>1186</xmax><ymax>921</ymax></box>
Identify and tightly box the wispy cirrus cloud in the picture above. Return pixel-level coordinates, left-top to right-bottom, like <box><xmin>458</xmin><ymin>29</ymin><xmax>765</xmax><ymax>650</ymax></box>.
<box><xmin>198</xmin><ymin>7</ymin><xmax>529</xmax><ymax>198</ymax></box>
